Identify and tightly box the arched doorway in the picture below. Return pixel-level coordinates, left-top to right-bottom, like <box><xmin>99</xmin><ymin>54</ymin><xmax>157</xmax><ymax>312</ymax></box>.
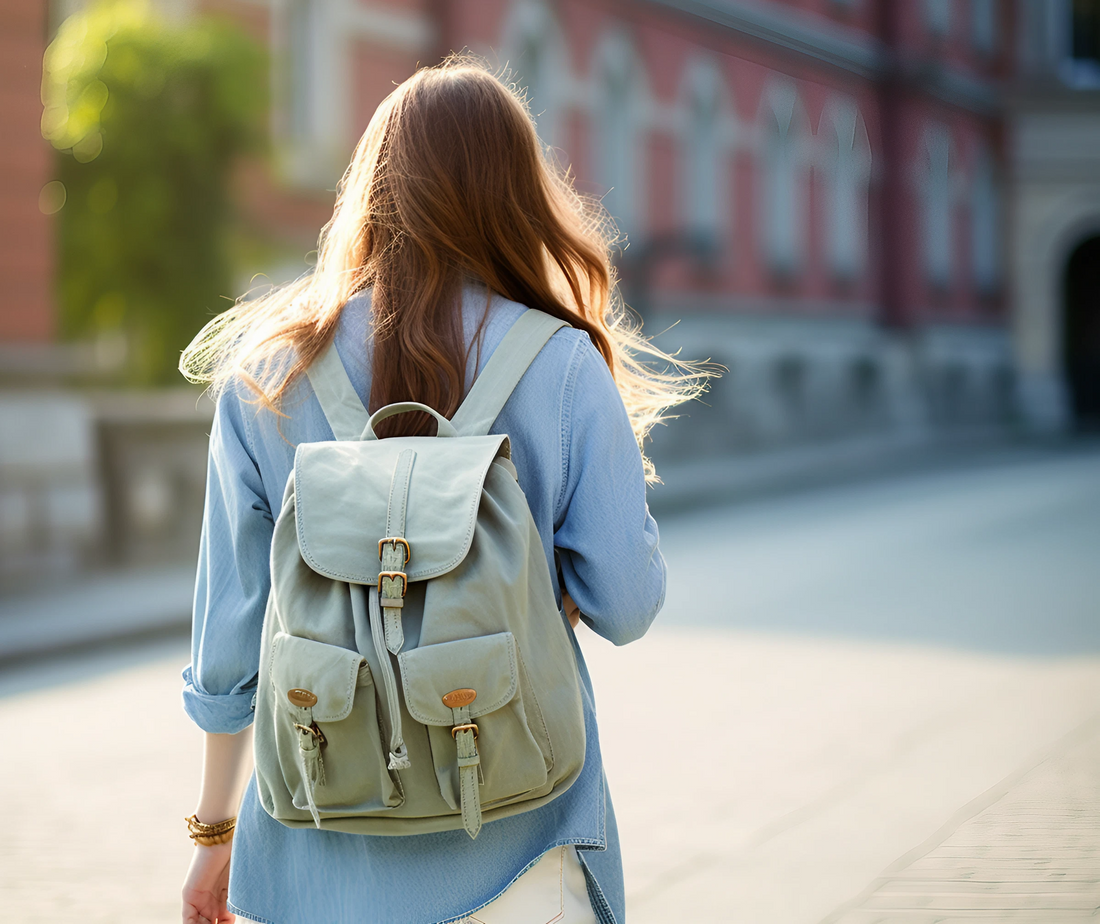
<box><xmin>1064</xmin><ymin>235</ymin><xmax>1100</xmax><ymax>426</ymax></box>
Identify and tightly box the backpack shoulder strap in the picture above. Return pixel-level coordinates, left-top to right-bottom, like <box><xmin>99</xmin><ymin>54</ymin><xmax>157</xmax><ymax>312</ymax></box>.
<box><xmin>305</xmin><ymin>342</ymin><xmax>371</xmax><ymax>441</ymax></box>
<box><xmin>451</xmin><ymin>309</ymin><xmax>569</xmax><ymax>436</ymax></box>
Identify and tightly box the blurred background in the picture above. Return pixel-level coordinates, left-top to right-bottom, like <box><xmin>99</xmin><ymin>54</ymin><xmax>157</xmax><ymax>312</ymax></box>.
<box><xmin>3</xmin><ymin>0</ymin><xmax>1100</xmax><ymax>591</ymax></box>
<box><xmin>2</xmin><ymin>2</ymin><xmax>1099</xmax><ymax>922</ymax></box>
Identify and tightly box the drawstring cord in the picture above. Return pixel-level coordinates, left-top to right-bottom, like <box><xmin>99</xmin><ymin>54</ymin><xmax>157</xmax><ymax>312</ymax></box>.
<box><xmin>368</xmin><ymin>585</ymin><xmax>411</xmax><ymax>770</ymax></box>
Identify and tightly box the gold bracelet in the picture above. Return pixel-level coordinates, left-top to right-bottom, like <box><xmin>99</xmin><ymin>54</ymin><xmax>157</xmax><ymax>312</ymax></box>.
<box><xmin>186</xmin><ymin>813</ymin><xmax>237</xmax><ymax>846</ymax></box>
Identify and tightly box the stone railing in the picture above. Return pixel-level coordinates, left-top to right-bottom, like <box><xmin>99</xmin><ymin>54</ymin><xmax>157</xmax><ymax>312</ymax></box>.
<box><xmin>0</xmin><ymin>388</ymin><xmax>213</xmax><ymax>593</ymax></box>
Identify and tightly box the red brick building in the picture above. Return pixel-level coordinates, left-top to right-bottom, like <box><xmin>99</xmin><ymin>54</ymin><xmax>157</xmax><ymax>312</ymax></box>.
<box><xmin>9</xmin><ymin>0</ymin><xmax>1100</xmax><ymax>438</ymax></box>
<box><xmin>202</xmin><ymin>0</ymin><xmax>1008</xmax><ymax>324</ymax></box>
<box><xmin>177</xmin><ymin>0</ymin><xmax>1020</xmax><ymax>455</ymax></box>
<box><xmin>0</xmin><ymin>0</ymin><xmax>54</xmax><ymax>343</ymax></box>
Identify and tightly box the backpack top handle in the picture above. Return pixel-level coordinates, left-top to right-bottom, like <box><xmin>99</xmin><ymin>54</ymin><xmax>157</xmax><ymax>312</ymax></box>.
<box><xmin>361</xmin><ymin>402</ymin><xmax>459</xmax><ymax>440</ymax></box>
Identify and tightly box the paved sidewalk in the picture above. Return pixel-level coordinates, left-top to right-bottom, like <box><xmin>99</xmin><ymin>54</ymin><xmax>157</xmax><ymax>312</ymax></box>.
<box><xmin>2</xmin><ymin>447</ymin><xmax>1096</xmax><ymax>922</ymax></box>
<box><xmin>2</xmin><ymin>629</ymin><xmax>1098</xmax><ymax>924</ymax></box>
<box><xmin>582</xmin><ymin>629</ymin><xmax>1100</xmax><ymax>924</ymax></box>
<box><xmin>824</xmin><ymin>718</ymin><xmax>1100</xmax><ymax>923</ymax></box>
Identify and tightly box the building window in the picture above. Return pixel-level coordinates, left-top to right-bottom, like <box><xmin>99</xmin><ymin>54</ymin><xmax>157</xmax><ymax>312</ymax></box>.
<box><xmin>592</xmin><ymin>33</ymin><xmax>644</xmax><ymax>240</ymax></box>
<box><xmin>759</xmin><ymin>80</ymin><xmax>806</xmax><ymax>276</ymax></box>
<box><xmin>278</xmin><ymin>0</ymin><xmax>347</xmax><ymax>186</ymax></box>
<box><xmin>501</xmin><ymin>0</ymin><xmax>565</xmax><ymax>147</ymax></box>
<box><xmin>920</xmin><ymin>124</ymin><xmax>954</xmax><ymax>289</ymax></box>
<box><xmin>971</xmin><ymin>0</ymin><xmax>998</xmax><ymax>55</ymax></box>
<box><xmin>520</xmin><ymin>33</ymin><xmax>548</xmax><ymax>131</ymax></box>
<box><xmin>288</xmin><ymin>0</ymin><xmax>317</xmax><ymax>144</ymax></box>
<box><xmin>924</xmin><ymin>0</ymin><xmax>950</xmax><ymax>35</ymax></box>
<box><xmin>971</xmin><ymin>148</ymin><xmax>1002</xmax><ymax>293</ymax></box>
<box><xmin>925</xmin><ymin>0</ymin><xmax>952</xmax><ymax>37</ymax></box>
<box><xmin>823</xmin><ymin>98</ymin><xmax>870</xmax><ymax>281</ymax></box>
<box><xmin>680</xmin><ymin>58</ymin><xmax>726</xmax><ymax>244</ymax></box>
<box><xmin>1070</xmin><ymin>0</ymin><xmax>1100</xmax><ymax>84</ymax></box>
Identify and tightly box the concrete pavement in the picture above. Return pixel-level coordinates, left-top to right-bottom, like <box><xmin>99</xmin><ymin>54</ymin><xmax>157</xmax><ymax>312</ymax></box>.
<box><xmin>588</xmin><ymin>630</ymin><xmax>1100</xmax><ymax>923</ymax></box>
<box><xmin>2</xmin><ymin>447</ymin><xmax>1098</xmax><ymax>923</ymax></box>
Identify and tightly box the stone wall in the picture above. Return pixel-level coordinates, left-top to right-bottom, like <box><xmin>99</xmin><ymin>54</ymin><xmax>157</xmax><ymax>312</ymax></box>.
<box><xmin>0</xmin><ymin>389</ymin><xmax>212</xmax><ymax>592</ymax></box>
<box><xmin>646</xmin><ymin>313</ymin><xmax>1016</xmax><ymax>467</ymax></box>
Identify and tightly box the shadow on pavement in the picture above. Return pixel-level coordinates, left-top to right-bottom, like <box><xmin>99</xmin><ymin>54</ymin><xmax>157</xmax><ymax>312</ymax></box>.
<box><xmin>655</xmin><ymin>444</ymin><xmax>1100</xmax><ymax>657</ymax></box>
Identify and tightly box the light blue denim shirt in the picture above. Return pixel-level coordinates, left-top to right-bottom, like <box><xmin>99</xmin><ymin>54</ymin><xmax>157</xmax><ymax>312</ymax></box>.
<box><xmin>182</xmin><ymin>287</ymin><xmax>666</xmax><ymax>924</ymax></box>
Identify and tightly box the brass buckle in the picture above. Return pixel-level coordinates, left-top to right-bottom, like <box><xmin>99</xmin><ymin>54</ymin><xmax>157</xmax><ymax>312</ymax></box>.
<box><xmin>378</xmin><ymin>570</ymin><xmax>408</xmax><ymax>597</ymax></box>
<box><xmin>451</xmin><ymin>723</ymin><xmax>479</xmax><ymax>740</ymax></box>
<box><xmin>294</xmin><ymin>722</ymin><xmax>326</xmax><ymax>746</ymax></box>
<box><xmin>378</xmin><ymin>537</ymin><xmax>411</xmax><ymax>564</ymax></box>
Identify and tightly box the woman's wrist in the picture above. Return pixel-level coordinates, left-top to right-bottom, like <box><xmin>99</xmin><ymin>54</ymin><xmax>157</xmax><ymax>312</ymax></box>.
<box><xmin>193</xmin><ymin>802</ymin><xmax>239</xmax><ymax>825</ymax></box>
<box><xmin>186</xmin><ymin>813</ymin><xmax>237</xmax><ymax>847</ymax></box>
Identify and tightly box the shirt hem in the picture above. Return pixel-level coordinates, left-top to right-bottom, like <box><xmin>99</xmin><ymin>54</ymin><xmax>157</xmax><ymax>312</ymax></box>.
<box><xmin>574</xmin><ymin>849</ymin><xmax>619</xmax><ymax>924</ymax></box>
<box><xmin>229</xmin><ymin>837</ymin><xmax>609</xmax><ymax>924</ymax></box>
<box><xmin>226</xmin><ymin>903</ymin><xmax>274</xmax><ymax>924</ymax></box>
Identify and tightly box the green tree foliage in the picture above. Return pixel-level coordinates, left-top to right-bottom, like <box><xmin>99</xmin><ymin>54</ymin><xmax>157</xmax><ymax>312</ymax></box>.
<box><xmin>42</xmin><ymin>1</ymin><xmax>266</xmax><ymax>385</ymax></box>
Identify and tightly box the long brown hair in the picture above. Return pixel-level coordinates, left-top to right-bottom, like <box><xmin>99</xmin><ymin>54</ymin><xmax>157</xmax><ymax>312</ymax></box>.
<box><xmin>181</xmin><ymin>56</ymin><xmax>708</xmax><ymax>480</ymax></box>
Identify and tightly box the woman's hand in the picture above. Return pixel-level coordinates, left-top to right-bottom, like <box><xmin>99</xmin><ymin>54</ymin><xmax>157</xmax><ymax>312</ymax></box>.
<box><xmin>182</xmin><ymin>841</ymin><xmax>235</xmax><ymax>923</ymax></box>
<box><xmin>563</xmin><ymin>592</ymin><xmax>581</xmax><ymax>629</ymax></box>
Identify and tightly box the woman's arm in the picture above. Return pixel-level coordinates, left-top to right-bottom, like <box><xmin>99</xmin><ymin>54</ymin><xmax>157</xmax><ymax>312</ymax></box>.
<box><xmin>182</xmin><ymin>728</ymin><xmax>254</xmax><ymax>924</ymax></box>
<box><xmin>554</xmin><ymin>342</ymin><xmax>667</xmax><ymax>645</ymax></box>
<box><xmin>181</xmin><ymin>386</ymin><xmax>274</xmax><ymax>924</ymax></box>
<box><xmin>196</xmin><ymin>728</ymin><xmax>254</xmax><ymax>824</ymax></box>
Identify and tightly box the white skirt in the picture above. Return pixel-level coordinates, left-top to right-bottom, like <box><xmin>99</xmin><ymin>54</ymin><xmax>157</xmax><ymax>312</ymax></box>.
<box><xmin>462</xmin><ymin>846</ymin><xmax>597</xmax><ymax>924</ymax></box>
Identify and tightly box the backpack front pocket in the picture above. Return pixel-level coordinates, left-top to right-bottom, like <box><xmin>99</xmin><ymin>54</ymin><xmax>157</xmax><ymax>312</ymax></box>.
<box><xmin>269</xmin><ymin>632</ymin><xmax>402</xmax><ymax>821</ymax></box>
<box><xmin>398</xmin><ymin>632</ymin><xmax>550</xmax><ymax>827</ymax></box>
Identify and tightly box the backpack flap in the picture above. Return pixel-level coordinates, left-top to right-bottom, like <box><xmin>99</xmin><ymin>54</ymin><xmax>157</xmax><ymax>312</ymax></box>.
<box><xmin>269</xmin><ymin>632</ymin><xmax>363</xmax><ymax>723</ymax></box>
<box><xmin>292</xmin><ymin>433</ymin><xmax>509</xmax><ymax>585</ymax></box>
<box><xmin>398</xmin><ymin>632</ymin><xmax>519</xmax><ymax>726</ymax></box>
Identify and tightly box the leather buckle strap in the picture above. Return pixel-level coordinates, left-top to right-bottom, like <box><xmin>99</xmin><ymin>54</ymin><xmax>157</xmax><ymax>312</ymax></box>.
<box><xmin>379</xmin><ymin>451</ymin><xmax>414</xmax><ymax>655</ymax></box>
<box><xmin>291</xmin><ymin>707</ymin><xmax>327</xmax><ymax>827</ymax></box>
<box><xmin>378</xmin><ymin>571</ymin><xmax>407</xmax><ymax>597</ymax></box>
<box><xmin>378</xmin><ymin>537</ymin><xmax>411</xmax><ymax>565</ymax></box>
<box><xmin>449</xmin><ymin>703</ymin><xmax>482</xmax><ymax>838</ymax></box>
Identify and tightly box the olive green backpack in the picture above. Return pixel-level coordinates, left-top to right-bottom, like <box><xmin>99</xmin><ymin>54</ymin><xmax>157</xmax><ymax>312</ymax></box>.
<box><xmin>253</xmin><ymin>309</ymin><xmax>586</xmax><ymax>839</ymax></box>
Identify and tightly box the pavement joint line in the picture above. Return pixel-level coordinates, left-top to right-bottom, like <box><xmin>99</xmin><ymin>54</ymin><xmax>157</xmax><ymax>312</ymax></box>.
<box><xmin>815</xmin><ymin>710</ymin><xmax>1100</xmax><ymax>924</ymax></box>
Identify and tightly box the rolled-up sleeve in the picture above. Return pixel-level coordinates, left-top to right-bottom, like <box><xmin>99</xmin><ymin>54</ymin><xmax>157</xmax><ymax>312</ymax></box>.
<box><xmin>553</xmin><ymin>340</ymin><xmax>666</xmax><ymax>646</ymax></box>
<box><xmin>182</xmin><ymin>384</ymin><xmax>274</xmax><ymax>733</ymax></box>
